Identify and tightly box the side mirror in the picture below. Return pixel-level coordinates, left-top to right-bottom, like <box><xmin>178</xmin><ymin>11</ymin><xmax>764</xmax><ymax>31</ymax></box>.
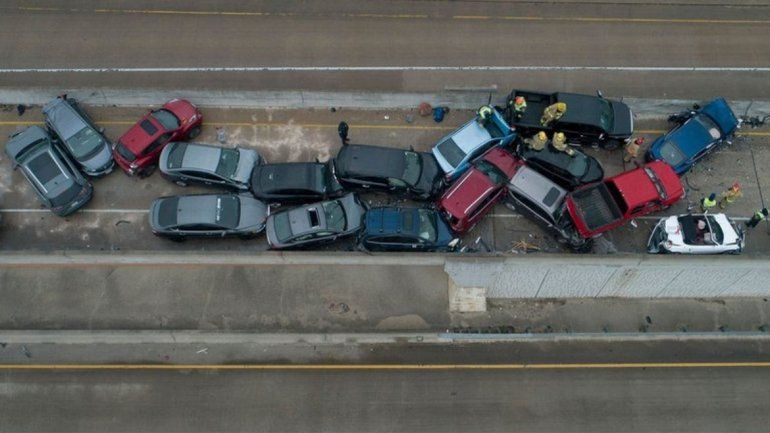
<box><xmin>596</xmin><ymin>90</ymin><xmax>604</xmax><ymax>98</ymax></box>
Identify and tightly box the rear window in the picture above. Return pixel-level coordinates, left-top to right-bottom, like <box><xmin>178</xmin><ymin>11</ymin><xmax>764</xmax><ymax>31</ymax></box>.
<box><xmin>436</xmin><ymin>138</ymin><xmax>466</xmax><ymax>169</ymax></box>
<box><xmin>659</xmin><ymin>141</ymin><xmax>686</xmax><ymax>167</ymax></box>
<box><xmin>273</xmin><ymin>213</ymin><xmax>293</xmax><ymax>242</ymax></box>
<box><xmin>322</xmin><ymin>200</ymin><xmax>346</xmax><ymax>231</ymax></box>
<box><xmin>150</xmin><ymin>109</ymin><xmax>180</xmax><ymax>131</ymax></box>
<box><xmin>402</xmin><ymin>151</ymin><xmax>422</xmax><ymax>186</ymax></box>
<box><xmin>28</xmin><ymin>153</ymin><xmax>62</xmax><ymax>184</ymax></box>
<box><xmin>116</xmin><ymin>142</ymin><xmax>136</xmax><ymax>162</ymax></box>
<box><xmin>166</xmin><ymin>144</ymin><xmax>186</xmax><ymax>169</ymax></box>
<box><xmin>50</xmin><ymin>183</ymin><xmax>82</xmax><ymax>207</ymax></box>
<box><xmin>157</xmin><ymin>197</ymin><xmax>180</xmax><ymax>227</ymax></box>
<box><xmin>542</xmin><ymin>187</ymin><xmax>562</xmax><ymax>207</ymax></box>
<box><xmin>140</xmin><ymin>119</ymin><xmax>158</xmax><ymax>136</ymax></box>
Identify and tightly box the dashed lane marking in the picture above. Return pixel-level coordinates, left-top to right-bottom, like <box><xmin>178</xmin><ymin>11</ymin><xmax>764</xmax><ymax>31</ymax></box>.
<box><xmin>0</xmin><ymin>209</ymin><xmax>148</xmax><ymax>213</ymax></box>
<box><xmin>1</xmin><ymin>66</ymin><xmax>770</xmax><ymax>73</ymax></box>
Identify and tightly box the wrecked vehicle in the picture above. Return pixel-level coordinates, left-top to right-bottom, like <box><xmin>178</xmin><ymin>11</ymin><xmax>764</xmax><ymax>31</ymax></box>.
<box><xmin>647</xmin><ymin>213</ymin><xmax>744</xmax><ymax>254</ymax></box>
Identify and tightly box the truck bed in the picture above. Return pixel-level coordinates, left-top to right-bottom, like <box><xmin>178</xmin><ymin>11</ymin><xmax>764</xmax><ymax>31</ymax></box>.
<box><xmin>569</xmin><ymin>183</ymin><xmax>623</xmax><ymax>232</ymax></box>
<box><xmin>507</xmin><ymin>90</ymin><xmax>554</xmax><ymax>128</ymax></box>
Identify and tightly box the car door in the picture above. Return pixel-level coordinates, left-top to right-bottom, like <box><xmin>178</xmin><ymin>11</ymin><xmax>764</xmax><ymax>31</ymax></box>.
<box><xmin>141</xmin><ymin>132</ymin><xmax>173</xmax><ymax>165</ymax></box>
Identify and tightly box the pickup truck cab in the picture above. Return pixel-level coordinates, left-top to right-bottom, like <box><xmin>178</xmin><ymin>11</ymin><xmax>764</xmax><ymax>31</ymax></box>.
<box><xmin>646</xmin><ymin>98</ymin><xmax>740</xmax><ymax>175</ymax></box>
<box><xmin>565</xmin><ymin>161</ymin><xmax>684</xmax><ymax>239</ymax></box>
<box><xmin>504</xmin><ymin>90</ymin><xmax>633</xmax><ymax>150</ymax></box>
<box><xmin>432</xmin><ymin>106</ymin><xmax>516</xmax><ymax>182</ymax></box>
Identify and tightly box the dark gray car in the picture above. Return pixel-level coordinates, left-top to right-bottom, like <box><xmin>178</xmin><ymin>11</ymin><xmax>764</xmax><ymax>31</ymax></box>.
<box><xmin>265</xmin><ymin>193</ymin><xmax>366</xmax><ymax>249</ymax></box>
<box><xmin>149</xmin><ymin>193</ymin><xmax>268</xmax><ymax>240</ymax></box>
<box><xmin>42</xmin><ymin>96</ymin><xmax>114</xmax><ymax>176</ymax></box>
<box><xmin>5</xmin><ymin>126</ymin><xmax>93</xmax><ymax>216</ymax></box>
<box><xmin>159</xmin><ymin>142</ymin><xmax>262</xmax><ymax>190</ymax></box>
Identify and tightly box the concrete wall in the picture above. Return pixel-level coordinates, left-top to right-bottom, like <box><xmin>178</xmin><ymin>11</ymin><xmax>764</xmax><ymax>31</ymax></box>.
<box><xmin>445</xmin><ymin>255</ymin><xmax>770</xmax><ymax>299</ymax></box>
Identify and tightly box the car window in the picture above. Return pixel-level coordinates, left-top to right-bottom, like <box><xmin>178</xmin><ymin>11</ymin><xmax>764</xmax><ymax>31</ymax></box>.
<box><xmin>49</xmin><ymin>183</ymin><xmax>82</xmax><ymax>207</ymax></box>
<box><xmin>144</xmin><ymin>133</ymin><xmax>172</xmax><ymax>156</ymax></box>
<box><xmin>694</xmin><ymin>115</ymin><xmax>721</xmax><ymax>139</ymax></box>
<box><xmin>150</xmin><ymin>109</ymin><xmax>181</xmax><ymax>131</ymax></box>
<box><xmin>417</xmin><ymin>209</ymin><xmax>438</xmax><ymax>242</ymax></box>
<box><xmin>66</xmin><ymin>127</ymin><xmax>103</xmax><ymax>159</ymax></box>
<box><xmin>706</xmin><ymin>216</ymin><xmax>724</xmax><ymax>244</ymax></box>
<box><xmin>273</xmin><ymin>213</ymin><xmax>293</xmax><ymax>242</ymax></box>
<box><xmin>322</xmin><ymin>200</ymin><xmax>346</xmax><ymax>231</ymax></box>
<box><xmin>565</xmin><ymin>154</ymin><xmax>589</xmax><ymax>177</ymax></box>
<box><xmin>474</xmin><ymin>160</ymin><xmax>508</xmax><ymax>185</ymax></box>
<box><xmin>194</xmin><ymin>171</ymin><xmax>222</xmax><ymax>181</ymax></box>
<box><xmin>659</xmin><ymin>141</ymin><xmax>687</xmax><ymax>167</ymax></box>
<box><xmin>166</xmin><ymin>144</ymin><xmax>186</xmax><ymax>169</ymax></box>
<box><xmin>140</xmin><ymin>119</ymin><xmax>158</xmax><ymax>136</ymax></box>
<box><xmin>116</xmin><ymin>141</ymin><xmax>136</xmax><ymax>162</ymax></box>
<box><xmin>402</xmin><ymin>151</ymin><xmax>422</xmax><ymax>186</ymax></box>
<box><xmin>215</xmin><ymin>148</ymin><xmax>240</xmax><ymax>178</ymax></box>
<box><xmin>469</xmin><ymin>192</ymin><xmax>498</xmax><ymax>219</ymax></box>
<box><xmin>436</xmin><ymin>138</ymin><xmax>466</xmax><ymax>169</ymax></box>
<box><xmin>179</xmin><ymin>223</ymin><xmax>221</xmax><ymax>231</ymax></box>
<box><xmin>599</xmin><ymin>99</ymin><xmax>613</xmax><ymax>132</ymax></box>
<box><xmin>215</xmin><ymin>195</ymin><xmax>240</xmax><ymax>229</ymax></box>
<box><xmin>514</xmin><ymin>192</ymin><xmax>553</xmax><ymax>223</ymax></box>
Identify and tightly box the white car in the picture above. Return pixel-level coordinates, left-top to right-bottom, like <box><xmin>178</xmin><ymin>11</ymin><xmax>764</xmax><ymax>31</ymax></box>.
<box><xmin>647</xmin><ymin>213</ymin><xmax>744</xmax><ymax>254</ymax></box>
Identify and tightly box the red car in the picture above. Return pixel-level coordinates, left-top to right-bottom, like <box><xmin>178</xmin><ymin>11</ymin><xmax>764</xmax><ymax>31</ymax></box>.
<box><xmin>437</xmin><ymin>147</ymin><xmax>521</xmax><ymax>233</ymax></box>
<box><xmin>113</xmin><ymin>99</ymin><xmax>203</xmax><ymax>176</ymax></box>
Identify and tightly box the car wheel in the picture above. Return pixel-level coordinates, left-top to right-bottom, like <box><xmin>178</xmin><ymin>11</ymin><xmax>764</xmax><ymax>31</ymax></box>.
<box><xmin>175</xmin><ymin>180</ymin><xmax>188</xmax><ymax>187</ymax></box>
<box><xmin>187</xmin><ymin>126</ymin><xmax>201</xmax><ymax>139</ymax></box>
<box><xmin>140</xmin><ymin>165</ymin><xmax>157</xmax><ymax>178</ymax></box>
<box><xmin>600</xmin><ymin>140</ymin><xmax>621</xmax><ymax>151</ymax></box>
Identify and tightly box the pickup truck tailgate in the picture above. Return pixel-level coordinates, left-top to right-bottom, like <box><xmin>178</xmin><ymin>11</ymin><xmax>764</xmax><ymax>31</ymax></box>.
<box><xmin>569</xmin><ymin>184</ymin><xmax>622</xmax><ymax>231</ymax></box>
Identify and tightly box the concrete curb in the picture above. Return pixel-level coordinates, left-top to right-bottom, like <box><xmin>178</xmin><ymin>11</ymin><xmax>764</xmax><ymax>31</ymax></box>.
<box><xmin>2</xmin><ymin>88</ymin><xmax>769</xmax><ymax>118</ymax></box>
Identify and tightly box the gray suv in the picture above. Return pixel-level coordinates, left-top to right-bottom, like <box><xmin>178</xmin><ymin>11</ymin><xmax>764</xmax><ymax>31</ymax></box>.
<box><xmin>159</xmin><ymin>142</ymin><xmax>262</xmax><ymax>190</ymax></box>
<box><xmin>505</xmin><ymin>165</ymin><xmax>589</xmax><ymax>252</ymax></box>
<box><xmin>5</xmin><ymin>126</ymin><xmax>93</xmax><ymax>216</ymax></box>
<box><xmin>266</xmin><ymin>193</ymin><xmax>366</xmax><ymax>249</ymax></box>
<box><xmin>149</xmin><ymin>193</ymin><xmax>268</xmax><ymax>240</ymax></box>
<box><xmin>42</xmin><ymin>96</ymin><xmax>114</xmax><ymax>176</ymax></box>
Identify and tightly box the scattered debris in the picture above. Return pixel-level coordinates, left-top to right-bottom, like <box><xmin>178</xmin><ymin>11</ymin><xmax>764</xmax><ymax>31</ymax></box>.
<box><xmin>405</xmin><ymin>114</ymin><xmax>414</xmax><ymax>123</ymax></box>
<box><xmin>330</xmin><ymin>107</ymin><xmax>337</xmax><ymax>112</ymax></box>
<box><xmin>510</xmin><ymin>240</ymin><xmax>540</xmax><ymax>253</ymax></box>
<box><xmin>21</xmin><ymin>345</ymin><xmax>31</xmax><ymax>358</ymax></box>
<box><xmin>196</xmin><ymin>347</ymin><xmax>208</xmax><ymax>354</ymax></box>
<box><xmin>629</xmin><ymin>219</ymin><xmax>638</xmax><ymax>228</ymax></box>
<box><xmin>216</xmin><ymin>127</ymin><xmax>227</xmax><ymax>144</ymax></box>
<box><xmin>329</xmin><ymin>302</ymin><xmax>350</xmax><ymax>314</ymax></box>
<box><xmin>115</xmin><ymin>220</ymin><xmax>131</xmax><ymax>226</ymax></box>
<box><xmin>433</xmin><ymin>107</ymin><xmax>449</xmax><ymax>123</ymax></box>
<box><xmin>418</xmin><ymin>102</ymin><xmax>432</xmax><ymax>116</ymax></box>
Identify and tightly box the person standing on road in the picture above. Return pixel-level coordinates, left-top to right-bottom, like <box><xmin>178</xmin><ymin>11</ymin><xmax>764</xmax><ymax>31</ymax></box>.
<box><xmin>511</xmin><ymin>96</ymin><xmax>527</xmax><ymax>121</ymax></box>
<box><xmin>624</xmin><ymin>137</ymin><xmax>643</xmax><ymax>163</ymax></box>
<box><xmin>718</xmin><ymin>182</ymin><xmax>743</xmax><ymax>209</ymax></box>
<box><xmin>746</xmin><ymin>208</ymin><xmax>768</xmax><ymax>229</ymax></box>
<box><xmin>338</xmin><ymin>121</ymin><xmax>349</xmax><ymax>145</ymax></box>
<box><xmin>541</xmin><ymin>102</ymin><xmax>567</xmax><ymax>126</ymax></box>
<box><xmin>524</xmin><ymin>131</ymin><xmax>548</xmax><ymax>151</ymax></box>
<box><xmin>700</xmin><ymin>193</ymin><xmax>717</xmax><ymax>213</ymax></box>
<box><xmin>551</xmin><ymin>132</ymin><xmax>575</xmax><ymax>156</ymax></box>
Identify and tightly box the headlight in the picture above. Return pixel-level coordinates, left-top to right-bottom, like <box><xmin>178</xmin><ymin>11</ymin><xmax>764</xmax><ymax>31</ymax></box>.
<box><xmin>448</xmin><ymin>238</ymin><xmax>460</xmax><ymax>248</ymax></box>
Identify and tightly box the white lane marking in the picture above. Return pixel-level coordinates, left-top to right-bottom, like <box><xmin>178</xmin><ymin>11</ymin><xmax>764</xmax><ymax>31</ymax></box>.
<box><xmin>0</xmin><ymin>209</ymin><xmax>148</xmax><ymax>213</ymax></box>
<box><xmin>0</xmin><ymin>66</ymin><xmax>770</xmax><ymax>73</ymax></box>
<box><xmin>492</xmin><ymin>213</ymin><xmax>751</xmax><ymax>221</ymax></box>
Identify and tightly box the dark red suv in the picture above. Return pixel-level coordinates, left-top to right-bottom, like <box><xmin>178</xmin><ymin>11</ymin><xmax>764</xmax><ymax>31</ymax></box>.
<box><xmin>437</xmin><ymin>147</ymin><xmax>521</xmax><ymax>233</ymax></box>
<box><xmin>113</xmin><ymin>99</ymin><xmax>203</xmax><ymax>176</ymax></box>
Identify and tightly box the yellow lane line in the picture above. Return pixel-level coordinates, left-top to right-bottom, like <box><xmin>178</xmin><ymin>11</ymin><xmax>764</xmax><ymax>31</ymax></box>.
<box><xmin>2</xmin><ymin>362</ymin><xmax>770</xmax><ymax>370</ymax></box>
<box><xmin>7</xmin><ymin>6</ymin><xmax>768</xmax><ymax>25</ymax></box>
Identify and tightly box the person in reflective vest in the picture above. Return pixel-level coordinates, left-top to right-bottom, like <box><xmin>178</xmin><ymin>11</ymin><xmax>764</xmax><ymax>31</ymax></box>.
<box><xmin>746</xmin><ymin>208</ymin><xmax>768</xmax><ymax>229</ymax></box>
<box><xmin>700</xmin><ymin>193</ymin><xmax>717</xmax><ymax>213</ymax></box>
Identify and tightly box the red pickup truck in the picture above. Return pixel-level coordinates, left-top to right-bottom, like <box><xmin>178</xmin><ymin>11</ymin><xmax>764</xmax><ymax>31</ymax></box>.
<box><xmin>565</xmin><ymin>161</ymin><xmax>684</xmax><ymax>239</ymax></box>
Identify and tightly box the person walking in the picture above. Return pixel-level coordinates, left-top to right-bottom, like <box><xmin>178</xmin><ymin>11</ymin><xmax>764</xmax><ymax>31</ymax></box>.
<box><xmin>541</xmin><ymin>102</ymin><xmax>567</xmax><ymax>126</ymax></box>
<box><xmin>718</xmin><ymin>182</ymin><xmax>743</xmax><ymax>209</ymax></box>
<box><xmin>524</xmin><ymin>131</ymin><xmax>548</xmax><ymax>151</ymax></box>
<box><xmin>511</xmin><ymin>96</ymin><xmax>527</xmax><ymax>121</ymax></box>
<box><xmin>338</xmin><ymin>121</ymin><xmax>349</xmax><ymax>145</ymax></box>
<box><xmin>746</xmin><ymin>208</ymin><xmax>768</xmax><ymax>229</ymax></box>
<box><xmin>624</xmin><ymin>137</ymin><xmax>643</xmax><ymax>163</ymax></box>
<box><xmin>700</xmin><ymin>193</ymin><xmax>717</xmax><ymax>213</ymax></box>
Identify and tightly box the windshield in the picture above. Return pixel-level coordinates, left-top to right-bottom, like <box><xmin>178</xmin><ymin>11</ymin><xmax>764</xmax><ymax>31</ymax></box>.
<box><xmin>215</xmin><ymin>148</ymin><xmax>240</xmax><ymax>178</ymax></box>
<box><xmin>474</xmin><ymin>160</ymin><xmax>508</xmax><ymax>185</ymax></box>
<box><xmin>694</xmin><ymin>115</ymin><xmax>722</xmax><ymax>139</ymax></box>
<box><xmin>599</xmin><ymin>99</ymin><xmax>614</xmax><ymax>131</ymax></box>
<box><xmin>644</xmin><ymin>167</ymin><xmax>667</xmax><ymax>200</ymax></box>
<box><xmin>436</xmin><ymin>138</ymin><xmax>466</xmax><ymax>169</ymax></box>
<box><xmin>658</xmin><ymin>140</ymin><xmax>686</xmax><ymax>167</ymax></box>
<box><xmin>565</xmin><ymin>153</ymin><xmax>589</xmax><ymax>177</ymax></box>
<box><xmin>402</xmin><ymin>151</ymin><xmax>422</xmax><ymax>186</ymax></box>
<box><xmin>65</xmin><ymin>127</ymin><xmax>103</xmax><ymax>159</ymax></box>
<box><xmin>417</xmin><ymin>209</ymin><xmax>438</xmax><ymax>241</ymax></box>
<box><xmin>116</xmin><ymin>141</ymin><xmax>136</xmax><ymax>162</ymax></box>
<box><xmin>706</xmin><ymin>216</ymin><xmax>724</xmax><ymax>244</ymax></box>
<box><xmin>322</xmin><ymin>200</ymin><xmax>347</xmax><ymax>231</ymax></box>
<box><xmin>150</xmin><ymin>109</ymin><xmax>180</xmax><ymax>131</ymax></box>
<box><xmin>273</xmin><ymin>213</ymin><xmax>293</xmax><ymax>242</ymax></box>
<box><xmin>215</xmin><ymin>195</ymin><xmax>240</xmax><ymax>229</ymax></box>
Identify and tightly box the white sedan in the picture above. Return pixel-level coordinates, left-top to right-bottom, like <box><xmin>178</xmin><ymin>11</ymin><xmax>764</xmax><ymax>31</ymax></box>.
<box><xmin>647</xmin><ymin>213</ymin><xmax>744</xmax><ymax>254</ymax></box>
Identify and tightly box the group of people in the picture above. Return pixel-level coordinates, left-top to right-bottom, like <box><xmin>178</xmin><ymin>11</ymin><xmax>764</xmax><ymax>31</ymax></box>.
<box><xmin>515</xmin><ymin>99</ymin><xmax>575</xmax><ymax>156</ymax></box>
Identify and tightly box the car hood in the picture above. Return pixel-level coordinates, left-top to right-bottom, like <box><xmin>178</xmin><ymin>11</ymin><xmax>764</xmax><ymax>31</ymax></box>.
<box><xmin>78</xmin><ymin>141</ymin><xmax>114</xmax><ymax>173</ymax></box>
<box><xmin>610</xmin><ymin>101</ymin><xmax>633</xmax><ymax>137</ymax></box>
<box><xmin>701</xmin><ymin>98</ymin><xmax>739</xmax><ymax>136</ymax></box>
<box><xmin>415</xmin><ymin>153</ymin><xmax>444</xmax><ymax>198</ymax></box>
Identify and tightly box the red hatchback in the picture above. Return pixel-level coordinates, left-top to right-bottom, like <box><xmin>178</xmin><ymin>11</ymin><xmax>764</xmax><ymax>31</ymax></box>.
<box><xmin>113</xmin><ymin>99</ymin><xmax>203</xmax><ymax>176</ymax></box>
<box><xmin>437</xmin><ymin>147</ymin><xmax>521</xmax><ymax>233</ymax></box>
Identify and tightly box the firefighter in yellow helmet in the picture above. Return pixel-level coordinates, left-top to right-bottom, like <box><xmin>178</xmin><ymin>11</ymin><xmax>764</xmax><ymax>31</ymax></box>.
<box><xmin>552</xmin><ymin>131</ymin><xmax>575</xmax><ymax>156</ymax></box>
<box><xmin>524</xmin><ymin>131</ymin><xmax>548</xmax><ymax>151</ymax></box>
<box><xmin>541</xmin><ymin>102</ymin><xmax>567</xmax><ymax>126</ymax></box>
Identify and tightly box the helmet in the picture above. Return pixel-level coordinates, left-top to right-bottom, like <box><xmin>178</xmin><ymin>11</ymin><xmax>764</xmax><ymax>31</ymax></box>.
<box><xmin>537</xmin><ymin>131</ymin><xmax>547</xmax><ymax>140</ymax></box>
<box><xmin>634</xmin><ymin>137</ymin><xmax>645</xmax><ymax>145</ymax></box>
<box><xmin>732</xmin><ymin>182</ymin><xmax>742</xmax><ymax>191</ymax></box>
<box><xmin>515</xmin><ymin>96</ymin><xmax>525</xmax><ymax>104</ymax></box>
<box><xmin>554</xmin><ymin>132</ymin><xmax>566</xmax><ymax>142</ymax></box>
<box><xmin>556</xmin><ymin>102</ymin><xmax>567</xmax><ymax>112</ymax></box>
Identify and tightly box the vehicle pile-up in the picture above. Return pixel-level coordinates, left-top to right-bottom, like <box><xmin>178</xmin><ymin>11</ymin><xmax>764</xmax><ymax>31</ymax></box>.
<box><xmin>4</xmin><ymin>90</ymin><xmax>747</xmax><ymax>254</ymax></box>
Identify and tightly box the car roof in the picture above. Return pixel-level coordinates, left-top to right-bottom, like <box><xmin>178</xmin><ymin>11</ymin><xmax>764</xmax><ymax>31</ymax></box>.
<box><xmin>254</xmin><ymin>162</ymin><xmax>323</xmax><ymax>192</ymax></box>
<box><xmin>179</xmin><ymin>143</ymin><xmax>222</xmax><ymax>171</ymax></box>
<box><xmin>364</xmin><ymin>207</ymin><xmax>419</xmax><ymax>237</ymax></box>
<box><xmin>440</xmin><ymin>168</ymin><xmax>498</xmax><ymax>217</ymax></box>
<box><xmin>481</xmin><ymin>147</ymin><xmax>520</xmax><ymax>178</ymax></box>
<box><xmin>5</xmin><ymin>126</ymin><xmax>51</xmax><ymax>161</ymax></box>
<box><xmin>336</xmin><ymin>144</ymin><xmax>406</xmax><ymax>178</ymax></box>
<box><xmin>447</xmin><ymin>119</ymin><xmax>493</xmax><ymax>153</ymax></box>
<box><xmin>174</xmin><ymin>195</ymin><xmax>222</xmax><ymax>226</ymax></box>
<box><xmin>509</xmin><ymin>165</ymin><xmax>567</xmax><ymax>215</ymax></box>
<box><xmin>555</xmin><ymin>92</ymin><xmax>607</xmax><ymax>129</ymax></box>
<box><xmin>284</xmin><ymin>202</ymin><xmax>328</xmax><ymax>236</ymax></box>
<box><xmin>43</xmin><ymin>98</ymin><xmax>88</xmax><ymax>140</ymax></box>
<box><xmin>119</xmin><ymin>114</ymin><xmax>163</xmax><ymax>153</ymax></box>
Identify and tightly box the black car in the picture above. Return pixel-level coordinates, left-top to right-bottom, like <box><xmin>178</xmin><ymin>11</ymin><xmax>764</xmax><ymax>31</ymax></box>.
<box><xmin>358</xmin><ymin>207</ymin><xmax>459</xmax><ymax>252</ymax></box>
<box><xmin>334</xmin><ymin>144</ymin><xmax>443</xmax><ymax>200</ymax></box>
<box><xmin>5</xmin><ymin>126</ymin><xmax>93</xmax><ymax>216</ymax></box>
<box><xmin>250</xmin><ymin>161</ymin><xmax>344</xmax><ymax>203</ymax></box>
<box><xmin>504</xmin><ymin>90</ymin><xmax>634</xmax><ymax>150</ymax></box>
<box><xmin>515</xmin><ymin>138</ymin><xmax>604</xmax><ymax>190</ymax></box>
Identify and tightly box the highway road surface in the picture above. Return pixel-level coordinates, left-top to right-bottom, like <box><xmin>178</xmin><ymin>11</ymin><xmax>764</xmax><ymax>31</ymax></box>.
<box><xmin>1</xmin><ymin>0</ymin><xmax>770</xmax><ymax>98</ymax></box>
<box><xmin>2</xmin><ymin>363</ymin><xmax>770</xmax><ymax>432</ymax></box>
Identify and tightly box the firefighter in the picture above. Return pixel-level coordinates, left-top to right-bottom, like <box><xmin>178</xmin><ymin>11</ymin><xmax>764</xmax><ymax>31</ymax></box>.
<box><xmin>524</xmin><ymin>131</ymin><xmax>548</xmax><ymax>151</ymax></box>
<box><xmin>718</xmin><ymin>182</ymin><xmax>743</xmax><ymax>209</ymax></box>
<box><xmin>552</xmin><ymin>131</ymin><xmax>575</xmax><ymax>156</ymax></box>
<box><xmin>624</xmin><ymin>137</ymin><xmax>643</xmax><ymax>163</ymax></box>
<box><xmin>746</xmin><ymin>208</ymin><xmax>768</xmax><ymax>229</ymax></box>
<box><xmin>477</xmin><ymin>105</ymin><xmax>494</xmax><ymax>123</ymax></box>
<box><xmin>511</xmin><ymin>96</ymin><xmax>527</xmax><ymax>121</ymax></box>
<box><xmin>700</xmin><ymin>193</ymin><xmax>717</xmax><ymax>213</ymax></box>
<box><xmin>541</xmin><ymin>102</ymin><xmax>567</xmax><ymax>126</ymax></box>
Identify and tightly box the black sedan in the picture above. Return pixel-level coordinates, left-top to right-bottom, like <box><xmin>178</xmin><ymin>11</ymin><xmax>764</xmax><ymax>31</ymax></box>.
<box><xmin>334</xmin><ymin>144</ymin><xmax>444</xmax><ymax>200</ymax></box>
<box><xmin>515</xmin><ymin>138</ymin><xmax>604</xmax><ymax>190</ymax></box>
<box><xmin>250</xmin><ymin>160</ymin><xmax>344</xmax><ymax>203</ymax></box>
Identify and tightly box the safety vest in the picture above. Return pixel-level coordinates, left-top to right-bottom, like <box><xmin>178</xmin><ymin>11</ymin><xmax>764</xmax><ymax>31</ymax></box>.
<box><xmin>702</xmin><ymin>197</ymin><xmax>716</xmax><ymax>207</ymax></box>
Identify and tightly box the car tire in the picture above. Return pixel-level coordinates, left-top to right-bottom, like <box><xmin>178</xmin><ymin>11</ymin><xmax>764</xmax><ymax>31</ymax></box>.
<box><xmin>188</xmin><ymin>126</ymin><xmax>201</xmax><ymax>139</ymax></box>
